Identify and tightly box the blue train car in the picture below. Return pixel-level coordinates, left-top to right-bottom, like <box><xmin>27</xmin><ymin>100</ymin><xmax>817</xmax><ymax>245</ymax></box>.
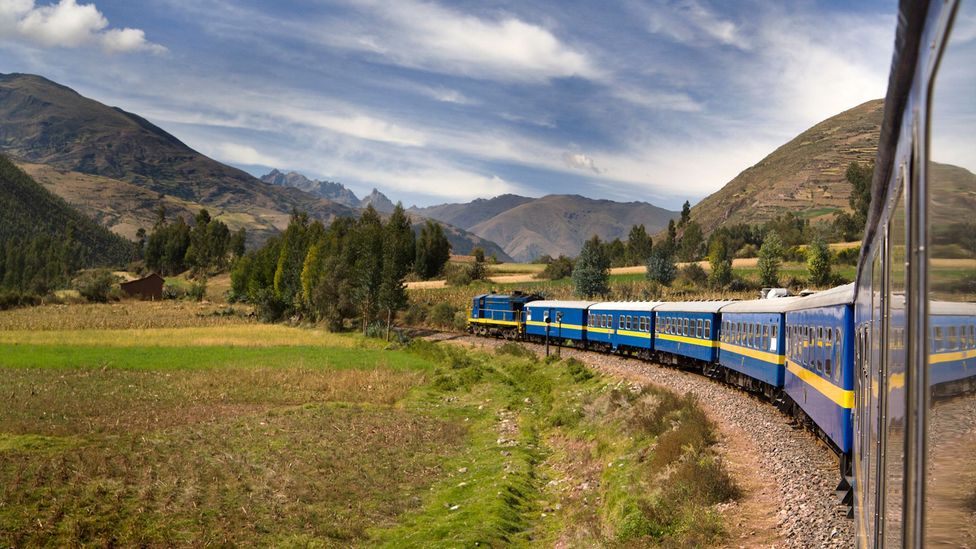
<box><xmin>467</xmin><ymin>292</ymin><xmax>541</xmax><ymax>337</ymax></box>
<box><xmin>784</xmin><ymin>283</ymin><xmax>855</xmax><ymax>453</ymax></box>
<box><xmin>524</xmin><ymin>300</ymin><xmax>595</xmax><ymax>344</ymax></box>
<box><xmin>587</xmin><ymin>302</ymin><xmax>663</xmax><ymax>354</ymax></box>
<box><xmin>654</xmin><ymin>301</ymin><xmax>734</xmax><ymax>365</ymax></box>
<box><xmin>929</xmin><ymin>301</ymin><xmax>976</xmax><ymax>396</ymax></box>
<box><xmin>718</xmin><ymin>297</ymin><xmax>801</xmax><ymax>394</ymax></box>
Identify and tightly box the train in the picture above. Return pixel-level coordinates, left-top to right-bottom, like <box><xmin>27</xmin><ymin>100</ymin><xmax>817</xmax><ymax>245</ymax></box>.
<box><xmin>469</xmin><ymin>1</ymin><xmax>975</xmax><ymax>545</ymax></box>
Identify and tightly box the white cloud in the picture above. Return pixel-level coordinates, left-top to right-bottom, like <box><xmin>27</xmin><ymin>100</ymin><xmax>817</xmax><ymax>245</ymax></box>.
<box><xmin>0</xmin><ymin>0</ymin><xmax>164</xmax><ymax>53</ymax></box>
<box><xmin>646</xmin><ymin>0</ymin><xmax>750</xmax><ymax>50</ymax></box>
<box><xmin>563</xmin><ymin>152</ymin><xmax>601</xmax><ymax>173</ymax></box>
<box><xmin>211</xmin><ymin>143</ymin><xmax>282</xmax><ymax>167</ymax></box>
<box><xmin>321</xmin><ymin>0</ymin><xmax>598</xmax><ymax>82</ymax></box>
<box><xmin>612</xmin><ymin>87</ymin><xmax>703</xmax><ymax>112</ymax></box>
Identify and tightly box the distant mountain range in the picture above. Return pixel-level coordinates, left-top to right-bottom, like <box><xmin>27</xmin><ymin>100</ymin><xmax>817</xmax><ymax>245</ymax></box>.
<box><xmin>0</xmin><ymin>73</ymin><xmax>508</xmax><ymax>259</ymax></box>
<box><xmin>684</xmin><ymin>99</ymin><xmax>884</xmax><ymax>236</ymax></box>
<box><xmin>260</xmin><ymin>169</ymin><xmax>397</xmax><ymax>213</ymax></box>
<box><xmin>412</xmin><ymin>194</ymin><xmax>678</xmax><ymax>262</ymax></box>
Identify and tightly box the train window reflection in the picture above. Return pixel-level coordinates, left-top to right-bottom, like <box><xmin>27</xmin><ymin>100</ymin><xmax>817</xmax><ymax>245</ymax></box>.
<box><xmin>925</xmin><ymin>1</ymin><xmax>976</xmax><ymax>543</ymax></box>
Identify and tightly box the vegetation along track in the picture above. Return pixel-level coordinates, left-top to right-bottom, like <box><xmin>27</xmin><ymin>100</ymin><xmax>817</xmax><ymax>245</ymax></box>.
<box><xmin>425</xmin><ymin>330</ymin><xmax>855</xmax><ymax>548</ymax></box>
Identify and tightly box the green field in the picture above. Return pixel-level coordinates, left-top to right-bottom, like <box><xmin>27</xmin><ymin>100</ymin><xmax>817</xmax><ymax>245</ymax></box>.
<box><xmin>0</xmin><ymin>305</ymin><xmax>736</xmax><ymax>546</ymax></box>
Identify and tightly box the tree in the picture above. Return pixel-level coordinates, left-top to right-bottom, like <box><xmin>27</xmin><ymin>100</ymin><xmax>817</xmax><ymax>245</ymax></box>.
<box><xmin>415</xmin><ymin>220</ymin><xmax>451</xmax><ymax>279</ymax></box>
<box><xmin>378</xmin><ymin>204</ymin><xmax>415</xmax><ymax>339</ymax></box>
<box><xmin>646</xmin><ymin>246</ymin><xmax>677</xmax><ymax>286</ymax></box>
<box><xmin>572</xmin><ymin>235</ymin><xmax>610</xmax><ymax>298</ymax></box>
<box><xmin>707</xmin><ymin>236</ymin><xmax>733</xmax><ymax>289</ymax></box>
<box><xmin>807</xmin><ymin>237</ymin><xmax>832</xmax><ymax>286</ymax></box>
<box><xmin>757</xmin><ymin>231</ymin><xmax>784</xmax><ymax>287</ymax></box>
<box><xmin>135</xmin><ymin>228</ymin><xmax>147</xmax><ymax>260</ymax></box>
<box><xmin>665</xmin><ymin>219</ymin><xmax>677</xmax><ymax>253</ymax></box>
<box><xmin>230</xmin><ymin>228</ymin><xmax>247</xmax><ymax>259</ymax></box>
<box><xmin>679</xmin><ymin>200</ymin><xmax>691</xmax><ymax>227</ymax></box>
<box><xmin>847</xmin><ymin>162</ymin><xmax>873</xmax><ymax>227</ymax></box>
<box><xmin>539</xmin><ymin>255</ymin><xmax>574</xmax><ymax>280</ymax></box>
<box><xmin>353</xmin><ymin>205</ymin><xmax>385</xmax><ymax>333</ymax></box>
<box><xmin>678</xmin><ymin>221</ymin><xmax>704</xmax><ymax>262</ymax></box>
<box><xmin>626</xmin><ymin>224</ymin><xmax>653</xmax><ymax>266</ymax></box>
<box><xmin>467</xmin><ymin>246</ymin><xmax>488</xmax><ymax>282</ymax></box>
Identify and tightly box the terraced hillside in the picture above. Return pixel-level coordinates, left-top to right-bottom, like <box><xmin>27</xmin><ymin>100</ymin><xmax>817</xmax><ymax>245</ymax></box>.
<box><xmin>687</xmin><ymin>99</ymin><xmax>884</xmax><ymax>235</ymax></box>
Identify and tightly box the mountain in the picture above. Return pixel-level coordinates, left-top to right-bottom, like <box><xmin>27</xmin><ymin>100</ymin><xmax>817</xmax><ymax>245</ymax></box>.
<box><xmin>409</xmin><ymin>194</ymin><xmax>535</xmax><ymax>229</ymax></box>
<box><xmin>260</xmin><ymin>169</ymin><xmax>360</xmax><ymax>208</ymax></box>
<box><xmin>0</xmin><ymin>73</ymin><xmax>355</xmax><ymax>242</ymax></box>
<box><xmin>359</xmin><ymin>188</ymin><xmax>395</xmax><ymax>213</ymax></box>
<box><xmin>685</xmin><ymin>99</ymin><xmax>884</xmax><ymax>235</ymax></box>
<box><xmin>462</xmin><ymin>195</ymin><xmax>677</xmax><ymax>262</ymax></box>
<box><xmin>0</xmin><ymin>154</ymin><xmax>132</xmax><ymax>266</ymax></box>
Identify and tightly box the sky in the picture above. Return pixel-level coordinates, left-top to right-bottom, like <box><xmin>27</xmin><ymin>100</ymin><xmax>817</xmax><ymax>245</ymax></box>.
<box><xmin>0</xmin><ymin>0</ymin><xmax>899</xmax><ymax>209</ymax></box>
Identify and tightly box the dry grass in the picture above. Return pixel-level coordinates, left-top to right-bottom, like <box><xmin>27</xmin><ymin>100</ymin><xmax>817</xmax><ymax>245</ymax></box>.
<box><xmin>0</xmin><ymin>366</ymin><xmax>421</xmax><ymax>437</ymax></box>
<box><xmin>0</xmin><ymin>301</ymin><xmax>256</xmax><ymax>331</ymax></box>
<box><xmin>0</xmin><ymin>324</ymin><xmax>361</xmax><ymax>348</ymax></box>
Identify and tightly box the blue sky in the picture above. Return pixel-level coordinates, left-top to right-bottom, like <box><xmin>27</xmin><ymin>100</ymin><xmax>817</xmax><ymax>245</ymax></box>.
<box><xmin>0</xmin><ymin>0</ymin><xmax>898</xmax><ymax>208</ymax></box>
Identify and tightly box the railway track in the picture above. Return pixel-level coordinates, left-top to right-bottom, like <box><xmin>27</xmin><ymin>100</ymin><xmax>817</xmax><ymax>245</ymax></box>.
<box><xmin>419</xmin><ymin>329</ymin><xmax>854</xmax><ymax>547</ymax></box>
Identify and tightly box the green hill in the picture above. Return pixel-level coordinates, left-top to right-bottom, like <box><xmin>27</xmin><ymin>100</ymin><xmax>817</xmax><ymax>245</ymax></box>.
<box><xmin>0</xmin><ymin>153</ymin><xmax>133</xmax><ymax>270</ymax></box>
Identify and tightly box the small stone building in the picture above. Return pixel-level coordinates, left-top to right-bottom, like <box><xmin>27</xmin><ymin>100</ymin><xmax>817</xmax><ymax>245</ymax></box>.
<box><xmin>120</xmin><ymin>273</ymin><xmax>165</xmax><ymax>301</ymax></box>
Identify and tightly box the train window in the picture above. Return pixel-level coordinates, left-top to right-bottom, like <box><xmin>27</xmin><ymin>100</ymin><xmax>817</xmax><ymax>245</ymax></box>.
<box><xmin>834</xmin><ymin>328</ymin><xmax>842</xmax><ymax>383</ymax></box>
<box><xmin>971</xmin><ymin>325</ymin><xmax>975</xmax><ymax>348</ymax></box>
<box><xmin>934</xmin><ymin>326</ymin><xmax>943</xmax><ymax>352</ymax></box>
<box><xmin>696</xmin><ymin>319</ymin><xmax>702</xmax><ymax>338</ymax></box>
<box><xmin>738</xmin><ymin>322</ymin><xmax>743</xmax><ymax>344</ymax></box>
<box><xmin>950</xmin><ymin>326</ymin><xmax>959</xmax><ymax>350</ymax></box>
<box><xmin>705</xmin><ymin>320</ymin><xmax>711</xmax><ymax>339</ymax></box>
<box><xmin>762</xmin><ymin>325</ymin><xmax>769</xmax><ymax>350</ymax></box>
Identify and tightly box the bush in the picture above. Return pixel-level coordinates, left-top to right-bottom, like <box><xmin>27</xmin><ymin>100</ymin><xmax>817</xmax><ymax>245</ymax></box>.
<box><xmin>537</xmin><ymin>255</ymin><xmax>574</xmax><ymax>280</ymax></box>
<box><xmin>678</xmin><ymin>263</ymin><xmax>708</xmax><ymax>287</ymax></box>
<box><xmin>162</xmin><ymin>283</ymin><xmax>186</xmax><ymax>300</ymax></box>
<box><xmin>496</xmin><ymin>342</ymin><xmax>536</xmax><ymax>360</ymax></box>
<box><xmin>429</xmin><ymin>302</ymin><xmax>458</xmax><ymax>328</ymax></box>
<box><xmin>403</xmin><ymin>302</ymin><xmax>428</xmax><ymax>326</ymax></box>
<box><xmin>73</xmin><ymin>269</ymin><xmax>119</xmax><ymax>303</ymax></box>
<box><xmin>187</xmin><ymin>278</ymin><xmax>207</xmax><ymax>302</ymax></box>
<box><xmin>734</xmin><ymin>243</ymin><xmax>759</xmax><ymax>258</ymax></box>
<box><xmin>834</xmin><ymin>246</ymin><xmax>860</xmax><ymax>265</ymax></box>
<box><xmin>565</xmin><ymin>358</ymin><xmax>594</xmax><ymax>383</ymax></box>
<box><xmin>444</xmin><ymin>263</ymin><xmax>473</xmax><ymax>287</ymax></box>
<box><xmin>0</xmin><ymin>291</ymin><xmax>41</xmax><ymax>310</ymax></box>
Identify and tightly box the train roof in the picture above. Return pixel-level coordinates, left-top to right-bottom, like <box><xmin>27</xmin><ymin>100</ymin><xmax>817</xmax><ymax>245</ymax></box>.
<box><xmin>930</xmin><ymin>300</ymin><xmax>976</xmax><ymax>316</ymax></box>
<box><xmin>653</xmin><ymin>300</ymin><xmax>738</xmax><ymax>313</ymax></box>
<box><xmin>719</xmin><ymin>296</ymin><xmax>804</xmax><ymax>314</ymax></box>
<box><xmin>783</xmin><ymin>283</ymin><xmax>855</xmax><ymax>312</ymax></box>
<box><xmin>589</xmin><ymin>301</ymin><xmax>666</xmax><ymax>312</ymax></box>
<box><xmin>524</xmin><ymin>300</ymin><xmax>597</xmax><ymax>309</ymax></box>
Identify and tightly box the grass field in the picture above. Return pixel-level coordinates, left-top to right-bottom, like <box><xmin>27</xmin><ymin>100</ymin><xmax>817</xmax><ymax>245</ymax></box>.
<box><xmin>0</xmin><ymin>302</ymin><xmax>736</xmax><ymax>546</ymax></box>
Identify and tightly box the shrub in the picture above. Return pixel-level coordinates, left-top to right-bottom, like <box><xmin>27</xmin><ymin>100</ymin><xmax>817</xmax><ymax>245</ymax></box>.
<box><xmin>496</xmin><ymin>342</ymin><xmax>537</xmax><ymax>360</ymax></box>
<box><xmin>429</xmin><ymin>302</ymin><xmax>458</xmax><ymax>328</ymax></box>
<box><xmin>403</xmin><ymin>302</ymin><xmax>428</xmax><ymax>326</ymax></box>
<box><xmin>678</xmin><ymin>263</ymin><xmax>708</xmax><ymax>288</ymax></box>
<box><xmin>0</xmin><ymin>291</ymin><xmax>41</xmax><ymax>310</ymax></box>
<box><xmin>537</xmin><ymin>255</ymin><xmax>574</xmax><ymax>280</ymax></box>
<box><xmin>834</xmin><ymin>246</ymin><xmax>860</xmax><ymax>265</ymax></box>
<box><xmin>444</xmin><ymin>263</ymin><xmax>473</xmax><ymax>287</ymax></box>
<box><xmin>187</xmin><ymin>278</ymin><xmax>207</xmax><ymax>302</ymax></box>
<box><xmin>73</xmin><ymin>269</ymin><xmax>119</xmax><ymax>303</ymax></box>
<box><xmin>565</xmin><ymin>358</ymin><xmax>594</xmax><ymax>382</ymax></box>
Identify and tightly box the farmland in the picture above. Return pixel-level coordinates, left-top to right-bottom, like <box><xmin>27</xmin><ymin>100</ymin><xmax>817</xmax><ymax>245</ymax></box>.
<box><xmin>0</xmin><ymin>302</ymin><xmax>736</xmax><ymax>546</ymax></box>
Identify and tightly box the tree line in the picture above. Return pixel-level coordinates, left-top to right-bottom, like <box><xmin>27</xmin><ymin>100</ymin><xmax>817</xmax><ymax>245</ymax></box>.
<box><xmin>142</xmin><ymin>207</ymin><xmax>246</xmax><ymax>276</ymax></box>
<box><xmin>230</xmin><ymin>204</ymin><xmax>451</xmax><ymax>332</ymax></box>
<box><xmin>568</xmin><ymin>159</ymin><xmax>875</xmax><ymax>299</ymax></box>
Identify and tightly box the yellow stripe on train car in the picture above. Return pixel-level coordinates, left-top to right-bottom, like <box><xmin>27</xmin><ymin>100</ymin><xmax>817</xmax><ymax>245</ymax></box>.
<box><xmin>525</xmin><ymin>321</ymin><xmax>585</xmax><ymax>331</ymax></box>
<box><xmin>786</xmin><ymin>359</ymin><xmax>855</xmax><ymax>409</ymax></box>
<box><xmin>467</xmin><ymin>317</ymin><xmax>520</xmax><ymax>326</ymax></box>
<box><xmin>719</xmin><ymin>342</ymin><xmax>786</xmax><ymax>365</ymax></box>
<box><xmin>655</xmin><ymin>333</ymin><xmax>718</xmax><ymax>347</ymax></box>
